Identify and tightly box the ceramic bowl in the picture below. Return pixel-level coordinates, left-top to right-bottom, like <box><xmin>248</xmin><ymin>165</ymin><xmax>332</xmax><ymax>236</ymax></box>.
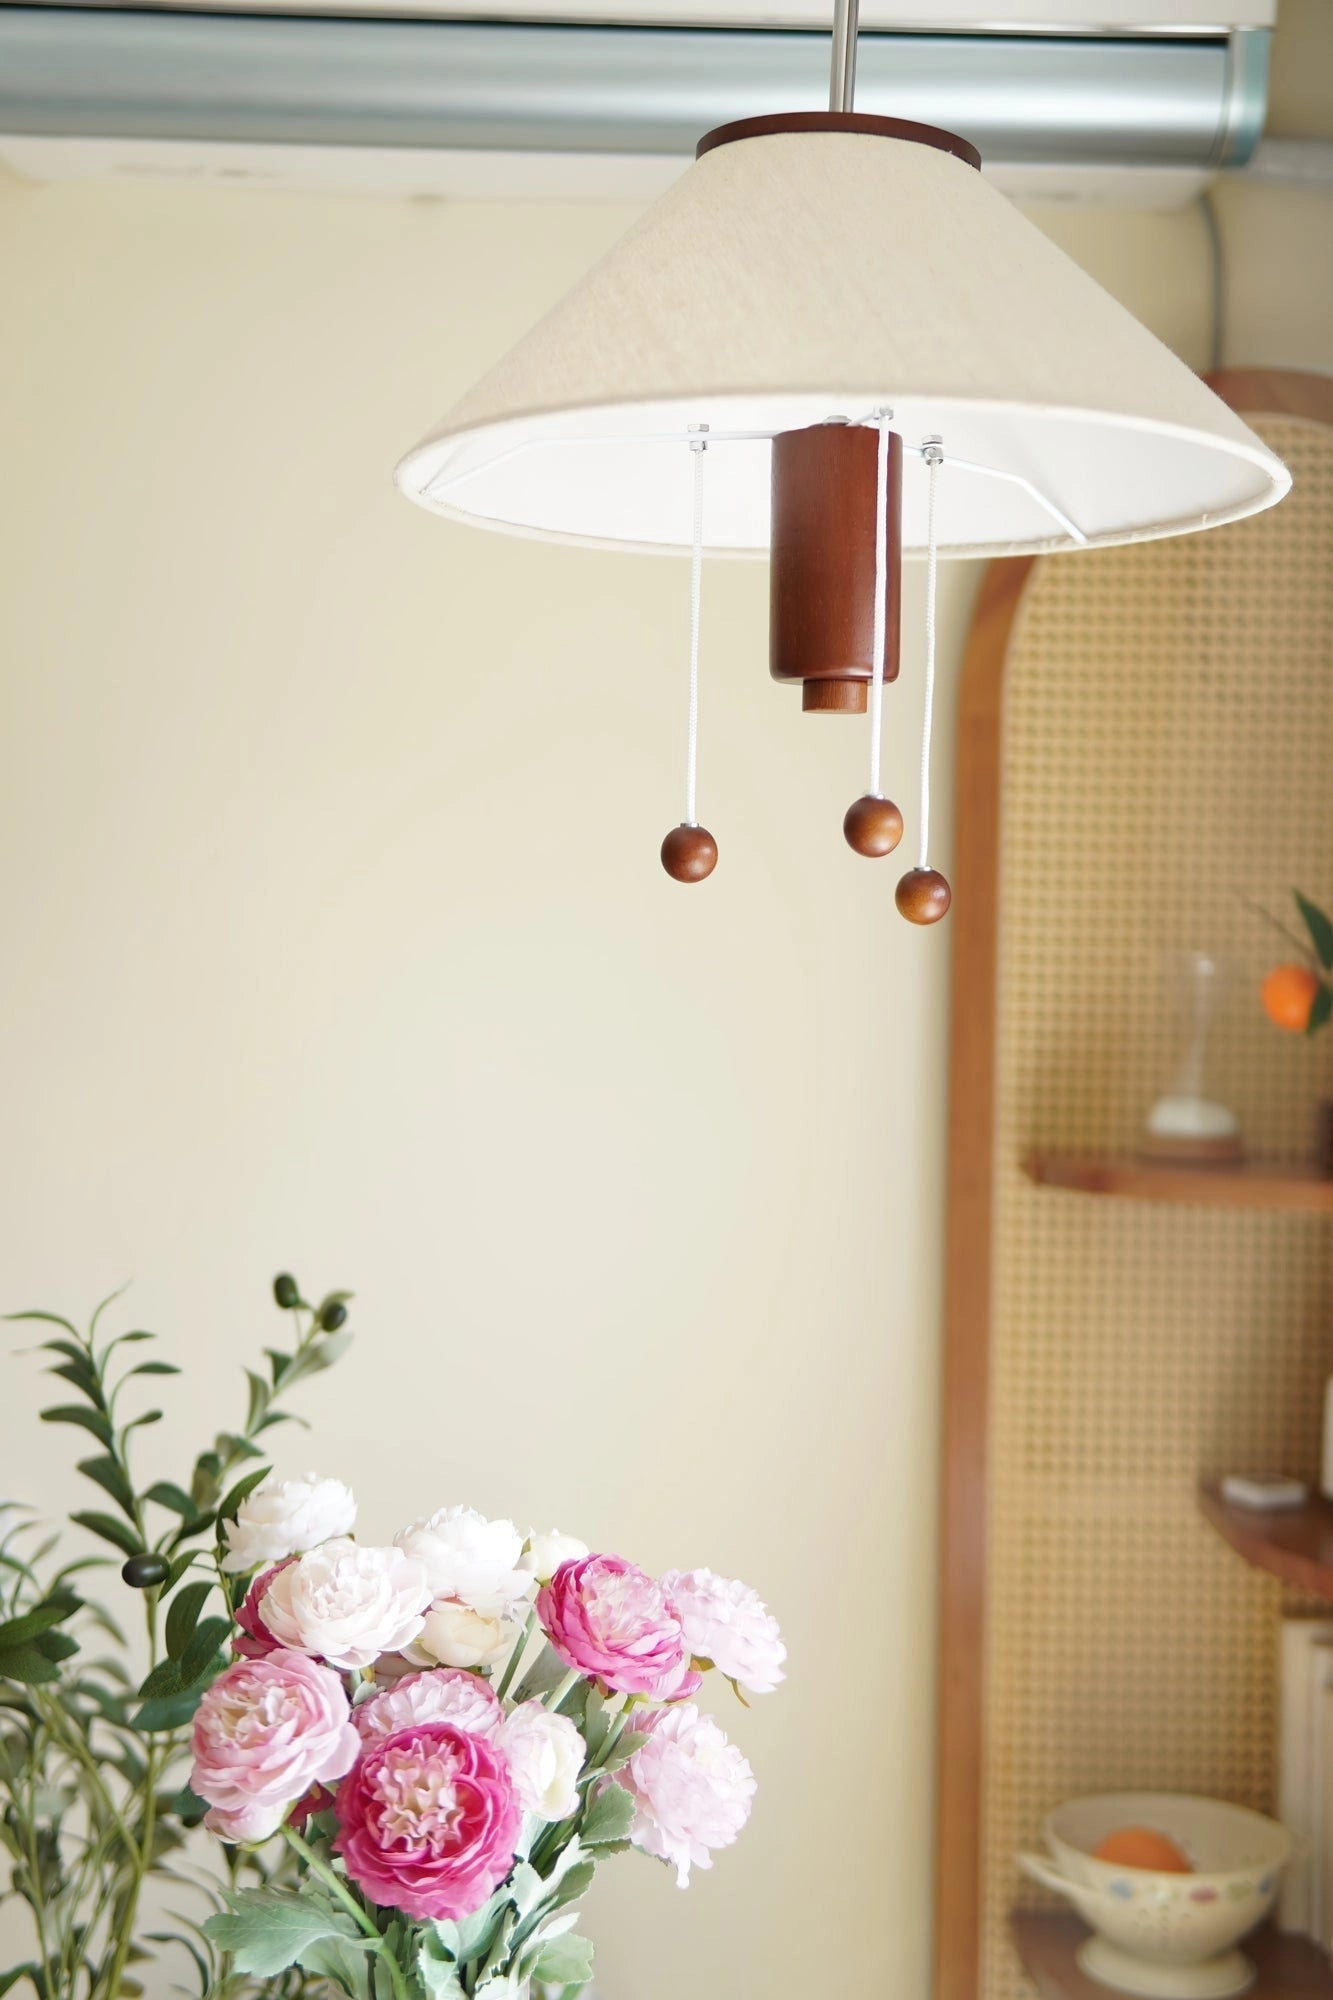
<box><xmin>1018</xmin><ymin>1792</ymin><xmax>1293</xmax><ymax>1999</ymax></box>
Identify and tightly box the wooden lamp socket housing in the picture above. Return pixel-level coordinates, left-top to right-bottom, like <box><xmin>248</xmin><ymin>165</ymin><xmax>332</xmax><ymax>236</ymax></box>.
<box><xmin>770</xmin><ymin>420</ymin><xmax>904</xmax><ymax>715</ymax></box>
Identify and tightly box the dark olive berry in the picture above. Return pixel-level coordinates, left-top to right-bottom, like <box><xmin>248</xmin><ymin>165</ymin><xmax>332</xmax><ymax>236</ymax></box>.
<box><xmin>273</xmin><ymin>1273</ymin><xmax>300</xmax><ymax>1309</ymax></box>
<box><xmin>121</xmin><ymin>1553</ymin><xmax>169</xmax><ymax>1589</ymax></box>
<box><xmin>319</xmin><ymin>1300</ymin><xmax>348</xmax><ymax>1332</ymax></box>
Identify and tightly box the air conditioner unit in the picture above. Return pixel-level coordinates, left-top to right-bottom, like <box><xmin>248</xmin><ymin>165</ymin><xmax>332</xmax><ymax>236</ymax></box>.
<box><xmin>0</xmin><ymin>0</ymin><xmax>1277</xmax><ymax>208</ymax></box>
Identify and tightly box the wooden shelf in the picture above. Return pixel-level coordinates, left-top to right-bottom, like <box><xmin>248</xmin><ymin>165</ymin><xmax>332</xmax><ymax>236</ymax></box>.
<box><xmin>1023</xmin><ymin>1152</ymin><xmax>1333</xmax><ymax>1214</ymax></box>
<box><xmin>1199</xmin><ymin>1483</ymin><xmax>1333</xmax><ymax>1600</ymax></box>
<box><xmin>1012</xmin><ymin>1910</ymin><xmax>1333</xmax><ymax>1998</ymax></box>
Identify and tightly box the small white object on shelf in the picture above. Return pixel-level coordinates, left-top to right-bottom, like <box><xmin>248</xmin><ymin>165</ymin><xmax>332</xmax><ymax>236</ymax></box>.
<box><xmin>1220</xmin><ymin>1472</ymin><xmax>1309</xmax><ymax>1510</ymax></box>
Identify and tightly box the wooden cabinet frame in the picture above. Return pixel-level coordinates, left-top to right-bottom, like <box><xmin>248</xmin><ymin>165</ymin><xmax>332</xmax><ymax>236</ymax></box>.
<box><xmin>929</xmin><ymin>370</ymin><xmax>1333</xmax><ymax>2000</ymax></box>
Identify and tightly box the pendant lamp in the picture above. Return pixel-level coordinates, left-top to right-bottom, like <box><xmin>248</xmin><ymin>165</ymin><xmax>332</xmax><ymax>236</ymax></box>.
<box><xmin>396</xmin><ymin>0</ymin><xmax>1290</xmax><ymax>918</ymax></box>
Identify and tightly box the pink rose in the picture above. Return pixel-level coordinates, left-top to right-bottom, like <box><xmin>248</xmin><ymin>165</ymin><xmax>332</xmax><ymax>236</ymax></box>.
<box><xmin>233</xmin><ymin>1561</ymin><xmax>291</xmax><ymax>1659</ymax></box>
<box><xmin>614</xmin><ymin>1702</ymin><xmax>756</xmax><ymax>1887</ymax></box>
<box><xmin>354</xmin><ymin>1669</ymin><xmax>501</xmax><ymax>1748</ymax></box>
<box><xmin>536</xmin><ymin>1555</ymin><xmax>700</xmax><ymax>1699</ymax></box>
<box><xmin>659</xmin><ymin>1569</ymin><xmax>786</xmax><ymax>1695</ymax></box>
<box><xmin>190</xmin><ymin>1650</ymin><xmax>360</xmax><ymax>1844</ymax></box>
<box><xmin>335</xmin><ymin>1722</ymin><xmax>520</xmax><ymax>1921</ymax></box>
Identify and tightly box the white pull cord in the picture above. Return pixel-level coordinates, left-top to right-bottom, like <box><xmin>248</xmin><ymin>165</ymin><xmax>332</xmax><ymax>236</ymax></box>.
<box><xmin>868</xmin><ymin>408</ymin><xmax>891</xmax><ymax>800</ymax></box>
<box><xmin>918</xmin><ymin>439</ymin><xmax>943</xmax><ymax>868</ymax></box>
<box><xmin>684</xmin><ymin>427</ymin><xmax>707</xmax><ymax>826</ymax></box>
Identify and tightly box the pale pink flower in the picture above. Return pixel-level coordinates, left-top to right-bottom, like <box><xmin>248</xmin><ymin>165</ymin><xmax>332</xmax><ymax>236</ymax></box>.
<box><xmin>498</xmin><ymin>1701</ymin><xmax>584</xmax><ymax>1822</ymax></box>
<box><xmin>261</xmin><ymin>1539</ymin><xmax>430</xmax><ymax>1672</ymax></box>
<box><xmin>615</xmin><ymin>1703</ymin><xmax>756</xmax><ymax>1887</ymax></box>
<box><xmin>354</xmin><ymin>1668</ymin><xmax>501</xmax><ymax>1748</ymax></box>
<box><xmin>189</xmin><ymin>1650</ymin><xmax>359</xmax><ymax>1844</ymax></box>
<box><xmin>660</xmin><ymin>1569</ymin><xmax>786</xmax><ymax>1695</ymax></box>
<box><xmin>336</xmin><ymin>1722</ymin><xmax>520</xmax><ymax>1921</ymax></box>
<box><xmin>221</xmin><ymin>1474</ymin><xmax>356</xmax><ymax>1574</ymax></box>
<box><xmin>536</xmin><ymin>1554</ymin><xmax>699</xmax><ymax>1699</ymax></box>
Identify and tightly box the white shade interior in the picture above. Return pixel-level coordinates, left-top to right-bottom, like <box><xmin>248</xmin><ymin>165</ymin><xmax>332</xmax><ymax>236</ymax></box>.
<box><xmin>397</xmin><ymin>129</ymin><xmax>1291</xmax><ymax>558</ymax></box>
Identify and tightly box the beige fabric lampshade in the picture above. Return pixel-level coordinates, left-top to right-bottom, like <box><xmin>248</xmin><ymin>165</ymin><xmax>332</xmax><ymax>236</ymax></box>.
<box><xmin>396</xmin><ymin>127</ymin><xmax>1290</xmax><ymax>558</ymax></box>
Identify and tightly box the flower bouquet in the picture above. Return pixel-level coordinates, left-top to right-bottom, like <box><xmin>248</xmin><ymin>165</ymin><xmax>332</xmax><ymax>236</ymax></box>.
<box><xmin>194</xmin><ymin>1486</ymin><xmax>785</xmax><ymax>1997</ymax></box>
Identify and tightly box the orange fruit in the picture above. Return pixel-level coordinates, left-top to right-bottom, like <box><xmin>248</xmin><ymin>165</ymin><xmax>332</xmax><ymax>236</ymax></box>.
<box><xmin>1093</xmin><ymin>1827</ymin><xmax>1193</xmax><ymax>1874</ymax></box>
<box><xmin>1261</xmin><ymin>963</ymin><xmax>1321</xmax><ymax>1032</ymax></box>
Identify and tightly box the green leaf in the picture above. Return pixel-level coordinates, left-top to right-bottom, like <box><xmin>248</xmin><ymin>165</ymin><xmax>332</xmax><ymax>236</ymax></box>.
<box><xmin>124</xmin><ymin>1360</ymin><xmax>181</xmax><ymax>1377</ymax></box>
<box><xmin>169</xmin><ymin>1511</ymin><xmax>217</xmax><ymax>1545</ymax></box>
<box><xmin>162</xmin><ymin>1550</ymin><xmax>203</xmax><ymax>1593</ymax></box>
<box><xmin>306</xmin><ymin>1331</ymin><xmax>354</xmax><ymax>1372</ymax></box>
<box><xmin>596</xmin><ymin>1728</ymin><xmax>649</xmax><ymax>1774</ymax></box>
<box><xmin>165</xmin><ymin>1580</ymin><xmax>214</xmax><ymax>1660</ymax></box>
<box><xmin>70</xmin><ymin>1511</ymin><xmax>142</xmax><ymax>1559</ymax></box>
<box><xmin>137</xmin><ymin>1659</ymin><xmax>182</xmax><ymax>1700</ymax></box>
<box><xmin>1295</xmin><ymin>890</ymin><xmax>1333</xmax><ymax>970</ymax></box>
<box><xmin>1308</xmin><ymin>982</ymin><xmax>1333</xmax><ymax>1035</ymax></box>
<box><xmin>48</xmin><ymin>1359</ymin><xmax>105</xmax><ymax>1405</ymax></box>
<box><xmin>203</xmin><ymin>1892</ymin><xmax>369</xmax><ymax>1978</ymax></box>
<box><xmin>31</xmin><ymin>1630</ymin><xmax>78</xmax><ymax>1664</ymax></box>
<box><xmin>0</xmin><ymin>1592</ymin><xmax>80</xmax><ymax>1650</ymax></box>
<box><xmin>532</xmin><ymin>1933</ymin><xmax>595</xmax><ymax>1987</ymax></box>
<box><xmin>7</xmin><ymin>1310</ymin><xmax>81</xmax><ymax>1336</ymax></box>
<box><xmin>143</xmin><ymin>1482</ymin><xmax>197</xmax><ymax>1518</ymax></box>
<box><xmin>244</xmin><ymin>1370</ymin><xmax>271</xmax><ymax>1432</ymax></box>
<box><xmin>416</xmin><ymin>1934</ymin><xmax>466</xmax><ymax>1999</ymax></box>
<box><xmin>0</xmin><ymin>1644</ymin><xmax>61</xmax><ymax>1686</ymax></box>
<box><xmin>180</xmin><ymin>1618</ymin><xmax>231</xmax><ymax>1684</ymax></box>
<box><xmin>539</xmin><ymin>1857</ymin><xmax>596</xmax><ymax>1913</ymax></box>
<box><xmin>0</xmin><ymin>1963</ymin><xmax>41</xmax><ymax>1996</ymax></box>
<box><xmin>131</xmin><ymin>1682</ymin><xmax>211</xmax><ymax>1732</ymax></box>
<box><xmin>578</xmin><ymin>1783</ymin><xmax>635</xmax><ymax>1847</ymax></box>
<box><xmin>76</xmin><ymin>1455</ymin><xmax>139</xmax><ymax>1522</ymax></box>
<box><xmin>428</xmin><ymin>1922</ymin><xmax>460</xmax><ymax>1960</ymax></box>
<box><xmin>452</xmin><ymin>1888</ymin><xmax>513</xmax><ymax>1964</ymax></box>
<box><xmin>40</xmin><ymin>1405</ymin><xmax>114</xmax><ymax>1448</ymax></box>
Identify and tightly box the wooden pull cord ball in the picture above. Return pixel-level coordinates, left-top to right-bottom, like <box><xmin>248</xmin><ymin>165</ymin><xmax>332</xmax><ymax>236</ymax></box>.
<box><xmin>897</xmin><ymin>437</ymin><xmax>951</xmax><ymax>924</ymax></box>
<box><xmin>662</xmin><ymin>425</ymin><xmax>718</xmax><ymax>883</ymax></box>
<box><xmin>844</xmin><ymin>408</ymin><xmax>904</xmax><ymax>858</ymax></box>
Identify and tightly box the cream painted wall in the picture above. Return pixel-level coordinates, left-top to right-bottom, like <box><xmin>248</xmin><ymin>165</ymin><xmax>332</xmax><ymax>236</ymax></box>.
<box><xmin>0</xmin><ymin>156</ymin><xmax>1325</xmax><ymax>1997</ymax></box>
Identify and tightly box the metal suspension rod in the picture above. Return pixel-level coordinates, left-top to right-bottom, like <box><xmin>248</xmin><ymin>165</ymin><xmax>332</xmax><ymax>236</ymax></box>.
<box><xmin>829</xmin><ymin>0</ymin><xmax>859</xmax><ymax>112</ymax></box>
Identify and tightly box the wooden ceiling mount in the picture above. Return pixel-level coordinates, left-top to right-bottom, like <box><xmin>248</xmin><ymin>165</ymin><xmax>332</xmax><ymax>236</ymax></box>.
<box><xmin>770</xmin><ymin>421</ymin><xmax>903</xmax><ymax>716</ymax></box>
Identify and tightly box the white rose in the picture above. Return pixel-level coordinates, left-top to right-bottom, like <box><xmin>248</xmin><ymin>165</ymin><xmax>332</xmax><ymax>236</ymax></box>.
<box><xmin>260</xmin><ymin>1539</ymin><xmax>430</xmax><ymax>1672</ymax></box>
<box><xmin>519</xmin><ymin>1529</ymin><xmax>590</xmax><ymax>1585</ymax></box>
<box><xmin>220</xmin><ymin>1473</ymin><xmax>356</xmax><ymax>1574</ymax></box>
<box><xmin>407</xmin><ymin>1599</ymin><xmax>516</xmax><ymax>1670</ymax></box>
<box><xmin>499</xmin><ymin>1700</ymin><xmax>584</xmax><ymax>1822</ymax></box>
<box><xmin>394</xmin><ymin>1506</ymin><xmax>532</xmax><ymax>1616</ymax></box>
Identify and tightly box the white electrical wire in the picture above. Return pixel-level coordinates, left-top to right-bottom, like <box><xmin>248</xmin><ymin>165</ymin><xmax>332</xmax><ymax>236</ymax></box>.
<box><xmin>918</xmin><ymin>440</ymin><xmax>943</xmax><ymax>869</ymax></box>
<box><xmin>868</xmin><ymin>409</ymin><xmax>891</xmax><ymax>800</ymax></box>
<box><xmin>685</xmin><ymin>429</ymin><xmax>707</xmax><ymax>826</ymax></box>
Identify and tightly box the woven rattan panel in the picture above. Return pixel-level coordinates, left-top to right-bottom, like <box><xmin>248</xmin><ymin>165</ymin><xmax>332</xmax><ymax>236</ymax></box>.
<box><xmin>982</xmin><ymin>414</ymin><xmax>1333</xmax><ymax>2000</ymax></box>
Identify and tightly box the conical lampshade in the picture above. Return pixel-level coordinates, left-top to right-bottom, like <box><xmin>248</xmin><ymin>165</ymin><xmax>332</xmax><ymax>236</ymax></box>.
<box><xmin>397</xmin><ymin>118</ymin><xmax>1289</xmax><ymax>560</ymax></box>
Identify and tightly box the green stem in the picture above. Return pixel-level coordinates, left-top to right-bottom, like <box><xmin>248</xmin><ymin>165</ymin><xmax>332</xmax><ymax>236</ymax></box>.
<box><xmin>591</xmin><ymin>1703</ymin><xmax>631</xmax><ymax>1771</ymax></box>
<box><xmin>282</xmin><ymin>1827</ymin><xmax>412</xmax><ymax>2000</ymax></box>
<box><xmin>281</xmin><ymin>1827</ymin><xmax>379</xmax><ymax>1939</ymax></box>
<box><xmin>545</xmin><ymin>1668</ymin><xmax>580</xmax><ymax>1714</ymax></box>
<box><xmin>494</xmin><ymin>1606</ymin><xmax>537</xmax><ymax>1703</ymax></box>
